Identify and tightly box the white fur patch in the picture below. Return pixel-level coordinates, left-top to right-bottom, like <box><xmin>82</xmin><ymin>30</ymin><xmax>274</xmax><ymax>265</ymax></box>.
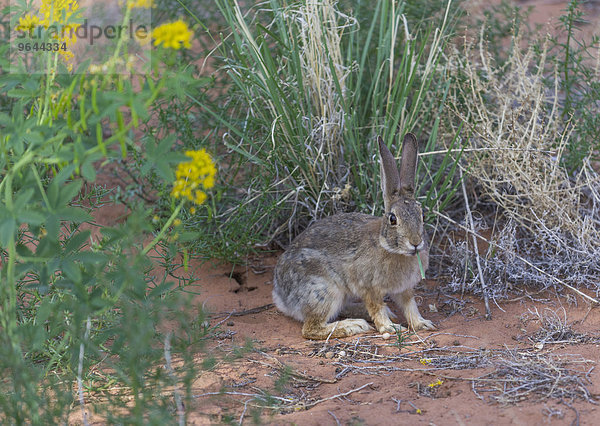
<box><xmin>272</xmin><ymin>287</ymin><xmax>304</xmax><ymax>322</ymax></box>
<box><xmin>379</xmin><ymin>235</ymin><xmax>411</xmax><ymax>255</ymax></box>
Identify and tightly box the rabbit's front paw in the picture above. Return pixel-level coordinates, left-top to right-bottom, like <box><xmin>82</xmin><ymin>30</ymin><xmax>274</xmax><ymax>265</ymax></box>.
<box><xmin>411</xmin><ymin>318</ymin><xmax>436</xmax><ymax>331</ymax></box>
<box><xmin>342</xmin><ymin>318</ymin><xmax>373</xmax><ymax>334</ymax></box>
<box><xmin>378</xmin><ymin>322</ymin><xmax>406</xmax><ymax>334</ymax></box>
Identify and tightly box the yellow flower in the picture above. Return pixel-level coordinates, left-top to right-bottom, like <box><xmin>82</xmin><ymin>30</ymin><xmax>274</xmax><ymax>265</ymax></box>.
<box><xmin>173</xmin><ymin>218</ymin><xmax>182</xmax><ymax>227</ymax></box>
<box><xmin>416</xmin><ymin>409</ymin><xmax>422</xmax><ymax>414</ymax></box>
<box><xmin>428</xmin><ymin>379</ymin><xmax>443</xmax><ymax>388</ymax></box>
<box><xmin>171</xmin><ymin>149</ymin><xmax>216</xmax><ymax>205</ymax></box>
<box><xmin>40</xmin><ymin>0</ymin><xmax>79</xmax><ymax>26</ymax></box>
<box><xmin>419</xmin><ymin>358</ymin><xmax>432</xmax><ymax>365</ymax></box>
<box><xmin>25</xmin><ymin>0</ymin><xmax>81</xmax><ymax>68</ymax></box>
<box><xmin>16</xmin><ymin>14</ymin><xmax>41</xmax><ymax>32</ymax></box>
<box><xmin>189</xmin><ymin>207</ymin><xmax>196</xmax><ymax>215</ymax></box>
<box><xmin>152</xmin><ymin>20</ymin><xmax>193</xmax><ymax>50</ymax></box>
<box><xmin>128</xmin><ymin>0</ymin><xmax>155</xmax><ymax>8</ymax></box>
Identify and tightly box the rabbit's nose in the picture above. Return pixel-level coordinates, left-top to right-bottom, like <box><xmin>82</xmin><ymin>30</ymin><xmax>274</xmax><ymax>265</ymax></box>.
<box><xmin>410</xmin><ymin>239</ymin><xmax>423</xmax><ymax>249</ymax></box>
<box><xmin>409</xmin><ymin>241</ymin><xmax>424</xmax><ymax>254</ymax></box>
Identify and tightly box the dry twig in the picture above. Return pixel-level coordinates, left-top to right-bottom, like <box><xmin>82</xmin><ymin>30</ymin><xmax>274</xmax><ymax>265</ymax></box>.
<box><xmin>460</xmin><ymin>168</ymin><xmax>491</xmax><ymax>319</ymax></box>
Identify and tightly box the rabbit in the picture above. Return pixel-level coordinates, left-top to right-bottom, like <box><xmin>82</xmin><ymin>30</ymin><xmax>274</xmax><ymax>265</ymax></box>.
<box><xmin>272</xmin><ymin>133</ymin><xmax>435</xmax><ymax>340</ymax></box>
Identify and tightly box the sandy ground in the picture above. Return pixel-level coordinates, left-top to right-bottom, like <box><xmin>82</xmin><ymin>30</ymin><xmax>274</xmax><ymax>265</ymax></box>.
<box><xmin>183</xmin><ymin>257</ymin><xmax>600</xmax><ymax>425</ymax></box>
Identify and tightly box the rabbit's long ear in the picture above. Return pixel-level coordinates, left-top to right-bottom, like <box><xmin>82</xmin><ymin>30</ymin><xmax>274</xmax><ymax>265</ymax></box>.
<box><xmin>399</xmin><ymin>133</ymin><xmax>418</xmax><ymax>196</ymax></box>
<box><xmin>378</xmin><ymin>136</ymin><xmax>401</xmax><ymax>212</ymax></box>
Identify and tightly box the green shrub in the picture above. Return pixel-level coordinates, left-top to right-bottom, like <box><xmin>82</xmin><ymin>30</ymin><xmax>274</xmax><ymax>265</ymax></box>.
<box><xmin>0</xmin><ymin>2</ymin><xmax>213</xmax><ymax>422</ymax></box>
<box><xmin>179</xmin><ymin>0</ymin><xmax>462</xmax><ymax>261</ymax></box>
<box><xmin>546</xmin><ymin>0</ymin><xmax>600</xmax><ymax>170</ymax></box>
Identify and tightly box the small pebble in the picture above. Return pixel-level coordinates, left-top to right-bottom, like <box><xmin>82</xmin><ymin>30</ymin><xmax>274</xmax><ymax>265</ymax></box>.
<box><xmin>325</xmin><ymin>351</ymin><xmax>334</xmax><ymax>359</ymax></box>
<box><xmin>382</xmin><ymin>332</ymin><xmax>391</xmax><ymax>340</ymax></box>
<box><xmin>226</xmin><ymin>321</ymin><xmax>235</xmax><ymax>327</ymax></box>
<box><xmin>338</xmin><ymin>350</ymin><xmax>346</xmax><ymax>357</ymax></box>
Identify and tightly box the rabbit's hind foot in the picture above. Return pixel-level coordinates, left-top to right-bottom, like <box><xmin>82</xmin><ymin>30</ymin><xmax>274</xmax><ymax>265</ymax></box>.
<box><xmin>302</xmin><ymin>317</ymin><xmax>372</xmax><ymax>340</ymax></box>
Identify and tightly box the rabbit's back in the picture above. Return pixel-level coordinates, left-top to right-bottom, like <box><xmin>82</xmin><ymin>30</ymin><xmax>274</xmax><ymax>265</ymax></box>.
<box><xmin>288</xmin><ymin>212</ymin><xmax>376</xmax><ymax>254</ymax></box>
<box><xmin>272</xmin><ymin>213</ymin><xmax>386</xmax><ymax>322</ymax></box>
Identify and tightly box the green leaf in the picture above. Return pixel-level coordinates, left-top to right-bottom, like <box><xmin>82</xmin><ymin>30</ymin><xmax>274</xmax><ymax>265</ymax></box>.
<box><xmin>54</xmin><ymin>206</ymin><xmax>93</xmax><ymax>223</ymax></box>
<box><xmin>45</xmin><ymin>215</ymin><xmax>60</xmax><ymax>241</ymax></box>
<box><xmin>47</xmin><ymin>181</ymin><xmax>59</xmax><ymax>210</ymax></box>
<box><xmin>0</xmin><ymin>217</ymin><xmax>16</xmax><ymax>246</ymax></box>
<box><xmin>24</xmin><ymin>130</ymin><xmax>45</xmax><ymax>148</ymax></box>
<box><xmin>176</xmin><ymin>231</ymin><xmax>200</xmax><ymax>243</ymax></box>
<box><xmin>155</xmin><ymin>160</ymin><xmax>175</xmax><ymax>182</ymax></box>
<box><xmin>73</xmin><ymin>251</ymin><xmax>109</xmax><ymax>265</ymax></box>
<box><xmin>142</xmin><ymin>134</ymin><xmax>181</xmax><ymax>181</ymax></box>
<box><xmin>63</xmin><ymin>230</ymin><xmax>91</xmax><ymax>254</ymax></box>
<box><xmin>54</xmin><ymin>164</ymin><xmax>78</xmax><ymax>187</ymax></box>
<box><xmin>61</xmin><ymin>259</ymin><xmax>82</xmax><ymax>283</ymax></box>
<box><xmin>0</xmin><ymin>112</ymin><xmax>12</xmax><ymax>126</ymax></box>
<box><xmin>18</xmin><ymin>210</ymin><xmax>46</xmax><ymax>226</ymax></box>
<box><xmin>147</xmin><ymin>280</ymin><xmax>173</xmax><ymax>297</ymax></box>
<box><xmin>13</xmin><ymin>188</ymin><xmax>34</xmax><ymax>212</ymax></box>
<box><xmin>81</xmin><ymin>161</ymin><xmax>96</xmax><ymax>181</ymax></box>
<box><xmin>36</xmin><ymin>298</ymin><xmax>54</xmax><ymax>325</ymax></box>
<box><xmin>7</xmin><ymin>88</ymin><xmax>38</xmax><ymax>98</ymax></box>
<box><xmin>16</xmin><ymin>243</ymin><xmax>34</xmax><ymax>258</ymax></box>
<box><xmin>60</xmin><ymin>180</ymin><xmax>83</xmax><ymax>205</ymax></box>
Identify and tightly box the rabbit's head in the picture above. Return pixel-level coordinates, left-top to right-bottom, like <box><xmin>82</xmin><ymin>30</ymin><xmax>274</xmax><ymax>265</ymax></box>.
<box><xmin>377</xmin><ymin>133</ymin><xmax>426</xmax><ymax>256</ymax></box>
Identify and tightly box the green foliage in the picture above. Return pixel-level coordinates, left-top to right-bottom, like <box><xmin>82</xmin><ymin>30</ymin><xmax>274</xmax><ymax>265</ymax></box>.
<box><xmin>0</xmin><ymin>3</ymin><xmax>212</xmax><ymax>423</ymax></box>
<box><xmin>178</xmin><ymin>0</ymin><xmax>462</xmax><ymax>261</ymax></box>
<box><xmin>393</xmin><ymin>327</ymin><xmax>415</xmax><ymax>351</ymax></box>
<box><xmin>546</xmin><ymin>0</ymin><xmax>600</xmax><ymax>170</ymax></box>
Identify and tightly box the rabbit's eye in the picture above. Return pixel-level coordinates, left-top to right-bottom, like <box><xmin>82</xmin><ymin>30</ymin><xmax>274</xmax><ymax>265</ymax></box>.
<box><xmin>388</xmin><ymin>213</ymin><xmax>397</xmax><ymax>226</ymax></box>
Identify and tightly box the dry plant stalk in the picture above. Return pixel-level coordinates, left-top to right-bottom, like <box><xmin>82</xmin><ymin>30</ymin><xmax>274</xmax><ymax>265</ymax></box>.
<box><xmin>287</xmin><ymin>0</ymin><xmax>355</xmax><ymax>206</ymax></box>
<box><xmin>448</xmin><ymin>36</ymin><xmax>600</xmax><ymax>251</ymax></box>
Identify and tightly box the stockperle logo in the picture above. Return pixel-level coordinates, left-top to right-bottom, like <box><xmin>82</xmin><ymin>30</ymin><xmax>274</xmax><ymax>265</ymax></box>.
<box><xmin>9</xmin><ymin>0</ymin><xmax>152</xmax><ymax>74</ymax></box>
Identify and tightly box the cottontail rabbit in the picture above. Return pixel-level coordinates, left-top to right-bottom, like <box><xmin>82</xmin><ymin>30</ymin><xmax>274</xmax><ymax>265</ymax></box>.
<box><xmin>272</xmin><ymin>133</ymin><xmax>435</xmax><ymax>339</ymax></box>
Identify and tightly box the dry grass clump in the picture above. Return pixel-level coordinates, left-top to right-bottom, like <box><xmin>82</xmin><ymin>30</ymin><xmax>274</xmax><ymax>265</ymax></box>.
<box><xmin>224</xmin><ymin>0</ymin><xmax>357</xmax><ymax>231</ymax></box>
<box><xmin>472</xmin><ymin>350</ymin><xmax>595</xmax><ymax>404</ymax></box>
<box><xmin>440</xmin><ymin>34</ymin><xmax>600</xmax><ymax>297</ymax></box>
<box><xmin>286</xmin><ymin>0</ymin><xmax>354</xmax><ymax>189</ymax></box>
<box><xmin>522</xmin><ymin>307</ymin><xmax>591</xmax><ymax>346</ymax></box>
<box><xmin>449</xmin><ymin>37</ymin><xmax>600</xmax><ymax>248</ymax></box>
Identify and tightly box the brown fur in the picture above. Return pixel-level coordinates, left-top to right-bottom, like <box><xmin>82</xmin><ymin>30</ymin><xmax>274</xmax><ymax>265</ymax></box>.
<box><xmin>272</xmin><ymin>133</ymin><xmax>436</xmax><ymax>339</ymax></box>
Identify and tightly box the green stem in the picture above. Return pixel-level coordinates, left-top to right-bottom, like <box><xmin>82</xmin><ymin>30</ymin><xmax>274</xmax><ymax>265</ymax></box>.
<box><xmin>0</xmin><ymin>150</ymin><xmax>35</xmax><ymax>195</ymax></box>
<box><xmin>416</xmin><ymin>251</ymin><xmax>426</xmax><ymax>280</ymax></box>
<box><xmin>2</xmin><ymin>174</ymin><xmax>20</xmax><ymax>356</ymax></box>
<box><xmin>562</xmin><ymin>0</ymin><xmax>576</xmax><ymax>118</ymax></box>
<box><xmin>105</xmin><ymin>4</ymin><xmax>133</xmax><ymax>79</ymax></box>
<box><xmin>144</xmin><ymin>77</ymin><xmax>166</xmax><ymax>108</ymax></box>
<box><xmin>141</xmin><ymin>200</ymin><xmax>184</xmax><ymax>256</ymax></box>
<box><xmin>39</xmin><ymin>43</ymin><xmax>59</xmax><ymax>126</ymax></box>
<box><xmin>31</xmin><ymin>164</ymin><xmax>52</xmax><ymax>211</ymax></box>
